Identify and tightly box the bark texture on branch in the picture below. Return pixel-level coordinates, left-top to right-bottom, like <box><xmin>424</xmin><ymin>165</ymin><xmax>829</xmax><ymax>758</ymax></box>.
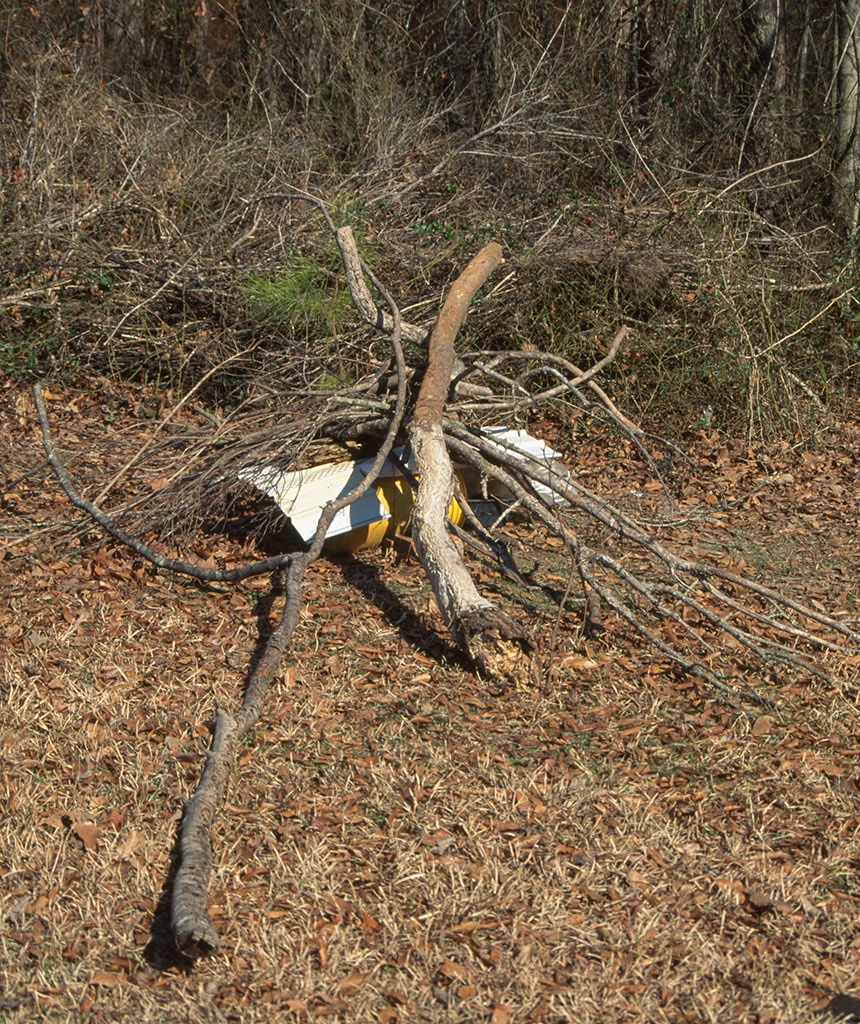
<box><xmin>408</xmin><ymin>243</ymin><xmax>537</xmax><ymax>686</ymax></box>
<box><xmin>168</xmin><ymin>229</ymin><xmax>410</xmax><ymax>958</ymax></box>
<box><xmin>172</xmin><ymin>708</ymin><xmax>238</xmax><ymax>956</ymax></box>
<box><xmin>335</xmin><ymin>226</ymin><xmax>427</xmax><ymax>344</ymax></box>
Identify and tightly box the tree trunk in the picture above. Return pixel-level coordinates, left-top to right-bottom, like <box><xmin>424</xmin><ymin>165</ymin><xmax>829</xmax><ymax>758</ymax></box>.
<box><xmin>749</xmin><ymin>0</ymin><xmax>787</xmax><ymax>92</ymax></box>
<box><xmin>835</xmin><ymin>0</ymin><xmax>860</xmax><ymax>231</ymax></box>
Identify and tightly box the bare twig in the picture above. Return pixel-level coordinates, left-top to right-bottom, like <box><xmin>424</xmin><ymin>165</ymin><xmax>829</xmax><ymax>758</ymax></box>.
<box><xmin>34</xmin><ymin>384</ymin><xmax>294</xmax><ymax>584</ymax></box>
<box><xmin>441</xmin><ymin>415</ymin><xmax>858</xmax><ymax>696</ymax></box>
<box><xmin>90</xmin><ymin>345</ymin><xmax>262</xmax><ymax>507</ymax></box>
<box><xmin>453</xmin><ymin>335</ymin><xmax>641</xmax><ymax>435</ymax></box>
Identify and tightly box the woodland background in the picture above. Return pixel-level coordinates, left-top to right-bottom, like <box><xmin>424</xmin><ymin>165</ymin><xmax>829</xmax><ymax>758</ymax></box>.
<box><xmin>1</xmin><ymin>0</ymin><xmax>859</xmax><ymax>425</ymax></box>
<box><xmin>1</xmin><ymin>2</ymin><xmax>860</xmax><ymax>1023</ymax></box>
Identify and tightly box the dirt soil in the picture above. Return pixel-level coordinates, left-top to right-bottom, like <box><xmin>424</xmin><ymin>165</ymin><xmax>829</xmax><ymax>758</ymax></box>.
<box><xmin>1</xmin><ymin>383</ymin><xmax>859</xmax><ymax>1024</ymax></box>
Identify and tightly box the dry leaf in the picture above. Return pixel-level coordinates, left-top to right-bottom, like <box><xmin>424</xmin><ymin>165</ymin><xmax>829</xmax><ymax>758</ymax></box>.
<box><xmin>712</xmin><ymin>877</ymin><xmax>745</xmax><ymax>902</ymax></box>
<box><xmin>359</xmin><ymin>908</ymin><xmax>381</xmax><ymax>934</ymax></box>
<box><xmin>89</xmin><ymin>971</ymin><xmax>121</xmax><ymax>987</ymax></box>
<box><xmin>117</xmin><ymin>830</ymin><xmax>146</xmax><ymax>858</ymax></box>
<box><xmin>6</xmin><ymin>895</ymin><xmax>32</xmax><ymax>925</ymax></box>
<box><xmin>751</xmin><ymin>715</ymin><xmax>776</xmax><ymax>737</ymax></box>
<box><xmin>335</xmin><ymin>971</ymin><xmax>369</xmax><ymax>996</ymax></box>
<box><xmin>437</xmin><ymin>959</ymin><xmax>468</xmax><ymax>980</ymax></box>
<box><xmin>746</xmin><ymin>889</ymin><xmax>773</xmax><ymax>911</ymax></box>
<box><xmin>72</xmin><ymin>822</ymin><xmax>102</xmax><ymax>852</ymax></box>
<box><xmin>558</xmin><ymin>654</ymin><xmax>599</xmax><ymax>671</ymax></box>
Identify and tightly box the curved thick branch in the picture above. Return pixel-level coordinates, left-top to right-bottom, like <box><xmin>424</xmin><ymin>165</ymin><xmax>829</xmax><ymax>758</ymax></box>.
<box><xmin>408</xmin><ymin>243</ymin><xmax>537</xmax><ymax>685</ymax></box>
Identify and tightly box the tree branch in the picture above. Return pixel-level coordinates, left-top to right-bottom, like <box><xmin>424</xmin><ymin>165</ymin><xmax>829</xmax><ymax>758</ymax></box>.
<box><xmin>171</xmin><ymin>229</ymin><xmax>410</xmax><ymax>956</ymax></box>
<box><xmin>34</xmin><ymin>384</ymin><xmax>294</xmax><ymax>584</ymax></box>
<box><xmin>408</xmin><ymin>243</ymin><xmax>537</xmax><ymax>685</ymax></box>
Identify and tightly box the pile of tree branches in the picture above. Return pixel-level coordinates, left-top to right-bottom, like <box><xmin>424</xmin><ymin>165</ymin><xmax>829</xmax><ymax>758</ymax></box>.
<box><xmin>34</xmin><ymin>195</ymin><xmax>860</xmax><ymax>958</ymax></box>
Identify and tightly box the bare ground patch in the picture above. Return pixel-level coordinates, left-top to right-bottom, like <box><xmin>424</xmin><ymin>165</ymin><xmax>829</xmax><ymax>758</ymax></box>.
<box><xmin>1</xmin><ymin>388</ymin><xmax>859</xmax><ymax>1023</ymax></box>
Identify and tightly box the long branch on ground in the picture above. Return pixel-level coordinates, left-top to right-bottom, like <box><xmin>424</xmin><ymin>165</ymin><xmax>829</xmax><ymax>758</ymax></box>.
<box><xmin>173</xmin><ymin>252</ymin><xmax>410</xmax><ymax>956</ymax></box>
<box><xmin>407</xmin><ymin>241</ymin><xmax>537</xmax><ymax>686</ymax></box>
<box><xmin>34</xmin><ymin>228</ymin><xmax>409</xmax><ymax>956</ymax></box>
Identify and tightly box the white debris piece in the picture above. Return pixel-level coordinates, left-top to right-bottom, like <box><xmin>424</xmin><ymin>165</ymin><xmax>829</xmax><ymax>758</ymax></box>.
<box><xmin>238</xmin><ymin>455</ymin><xmax>408</xmax><ymax>544</ymax></box>
<box><xmin>463</xmin><ymin>427</ymin><xmax>569</xmax><ymax>504</ymax></box>
<box><xmin>238</xmin><ymin>428</ymin><xmax>566</xmax><ymax>545</ymax></box>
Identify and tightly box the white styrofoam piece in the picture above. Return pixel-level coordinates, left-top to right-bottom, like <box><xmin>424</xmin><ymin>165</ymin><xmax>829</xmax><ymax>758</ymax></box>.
<box><xmin>239</xmin><ymin>458</ymin><xmax>392</xmax><ymax>542</ymax></box>
<box><xmin>239</xmin><ymin>429</ymin><xmax>564</xmax><ymax>543</ymax></box>
<box><xmin>480</xmin><ymin>427</ymin><xmax>561</xmax><ymax>462</ymax></box>
<box><xmin>469</xmin><ymin>428</ymin><xmax>568</xmax><ymax>503</ymax></box>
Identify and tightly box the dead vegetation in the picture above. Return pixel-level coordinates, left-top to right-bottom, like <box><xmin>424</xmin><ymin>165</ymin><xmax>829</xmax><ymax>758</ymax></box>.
<box><xmin>2</xmin><ymin>396</ymin><xmax>860</xmax><ymax>1022</ymax></box>
<box><xmin>2</xmin><ymin>6</ymin><xmax>860</xmax><ymax>1020</ymax></box>
<box><xmin>17</xmin><ymin>197</ymin><xmax>856</xmax><ymax>964</ymax></box>
<box><xmin>13</xmin><ymin>380</ymin><xmax>860</xmax><ymax>1004</ymax></box>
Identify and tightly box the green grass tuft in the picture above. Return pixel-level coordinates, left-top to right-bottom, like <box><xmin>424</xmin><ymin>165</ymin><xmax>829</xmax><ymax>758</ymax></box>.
<box><xmin>241</xmin><ymin>257</ymin><xmax>351</xmax><ymax>335</ymax></box>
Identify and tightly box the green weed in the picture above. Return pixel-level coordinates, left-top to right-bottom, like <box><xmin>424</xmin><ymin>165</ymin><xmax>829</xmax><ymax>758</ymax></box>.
<box><xmin>241</xmin><ymin>257</ymin><xmax>351</xmax><ymax>335</ymax></box>
<box><xmin>0</xmin><ymin>327</ymin><xmax>65</xmax><ymax>379</ymax></box>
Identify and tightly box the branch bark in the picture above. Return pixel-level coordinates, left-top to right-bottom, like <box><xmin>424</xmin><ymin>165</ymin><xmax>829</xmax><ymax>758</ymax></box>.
<box><xmin>171</xmin><ymin>234</ymin><xmax>410</xmax><ymax>956</ymax></box>
<box><xmin>335</xmin><ymin>226</ymin><xmax>427</xmax><ymax>344</ymax></box>
<box><xmin>407</xmin><ymin>243</ymin><xmax>537</xmax><ymax>686</ymax></box>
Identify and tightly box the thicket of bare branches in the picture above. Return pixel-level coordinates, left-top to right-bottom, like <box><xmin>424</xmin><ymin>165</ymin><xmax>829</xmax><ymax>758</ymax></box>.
<box><xmin>2</xmin><ymin>2</ymin><xmax>857</xmax><ymax>465</ymax></box>
<box><xmin>31</xmin><ymin>196</ymin><xmax>860</xmax><ymax>954</ymax></box>
<box><xmin>2</xmin><ymin>1</ymin><xmax>844</xmax><ymax>211</ymax></box>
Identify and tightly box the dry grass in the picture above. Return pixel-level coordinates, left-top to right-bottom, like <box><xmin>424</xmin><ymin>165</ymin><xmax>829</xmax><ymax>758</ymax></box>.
<box><xmin>2</xmin><ymin>389</ymin><xmax>859</xmax><ymax>1023</ymax></box>
<box><xmin>1</xmin><ymin>20</ymin><xmax>859</xmax><ymax>1024</ymax></box>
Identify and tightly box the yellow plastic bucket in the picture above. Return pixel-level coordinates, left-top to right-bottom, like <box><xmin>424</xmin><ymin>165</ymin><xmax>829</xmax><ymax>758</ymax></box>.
<box><xmin>325</xmin><ymin>472</ymin><xmax>466</xmax><ymax>554</ymax></box>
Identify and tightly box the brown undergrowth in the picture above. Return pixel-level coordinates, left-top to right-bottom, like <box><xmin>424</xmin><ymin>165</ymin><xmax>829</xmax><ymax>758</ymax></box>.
<box><xmin>1</xmin><ymin>388</ymin><xmax>859</xmax><ymax>1023</ymax></box>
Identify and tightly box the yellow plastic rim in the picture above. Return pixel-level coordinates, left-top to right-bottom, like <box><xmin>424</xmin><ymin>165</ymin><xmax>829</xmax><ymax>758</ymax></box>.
<box><xmin>324</xmin><ymin>472</ymin><xmax>466</xmax><ymax>553</ymax></box>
